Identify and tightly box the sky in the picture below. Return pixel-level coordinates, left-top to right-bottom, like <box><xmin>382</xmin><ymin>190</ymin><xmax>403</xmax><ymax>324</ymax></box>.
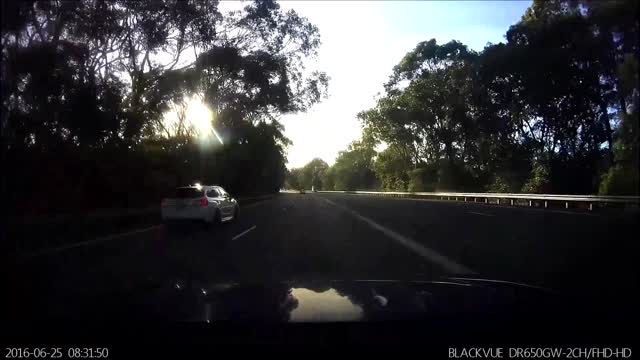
<box><xmin>276</xmin><ymin>1</ymin><xmax>532</xmax><ymax>169</ymax></box>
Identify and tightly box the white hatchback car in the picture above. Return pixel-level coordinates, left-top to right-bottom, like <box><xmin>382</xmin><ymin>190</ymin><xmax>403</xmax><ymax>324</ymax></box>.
<box><xmin>161</xmin><ymin>185</ymin><xmax>239</xmax><ymax>225</ymax></box>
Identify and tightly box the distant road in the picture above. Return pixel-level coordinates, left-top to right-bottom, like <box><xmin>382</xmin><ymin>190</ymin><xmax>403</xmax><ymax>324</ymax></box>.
<box><xmin>9</xmin><ymin>192</ymin><xmax>637</xmax><ymax>309</ymax></box>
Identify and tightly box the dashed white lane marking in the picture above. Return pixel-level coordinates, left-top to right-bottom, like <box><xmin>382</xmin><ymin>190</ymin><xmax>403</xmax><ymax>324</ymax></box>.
<box><xmin>19</xmin><ymin>225</ymin><xmax>162</xmax><ymax>259</ymax></box>
<box><xmin>468</xmin><ymin>211</ymin><xmax>494</xmax><ymax>217</ymax></box>
<box><xmin>232</xmin><ymin>225</ymin><xmax>257</xmax><ymax>241</ymax></box>
<box><xmin>543</xmin><ymin>210</ymin><xmax>601</xmax><ymax>217</ymax></box>
<box><xmin>320</xmin><ymin>197</ymin><xmax>474</xmax><ymax>275</ymax></box>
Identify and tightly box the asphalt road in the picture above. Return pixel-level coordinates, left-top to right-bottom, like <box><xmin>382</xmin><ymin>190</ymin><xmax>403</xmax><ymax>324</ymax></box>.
<box><xmin>8</xmin><ymin>192</ymin><xmax>638</xmax><ymax>313</ymax></box>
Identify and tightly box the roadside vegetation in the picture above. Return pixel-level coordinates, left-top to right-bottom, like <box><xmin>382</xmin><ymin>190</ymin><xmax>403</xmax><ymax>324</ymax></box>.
<box><xmin>2</xmin><ymin>0</ymin><xmax>327</xmax><ymax>214</ymax></box>
<box><xmin>288</xmin><ymin>0</ymin><xmax>638</xmax><ymax>195</ymax></box>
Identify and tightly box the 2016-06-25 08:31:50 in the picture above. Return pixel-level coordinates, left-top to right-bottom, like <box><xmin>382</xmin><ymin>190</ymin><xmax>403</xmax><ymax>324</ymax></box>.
<box><xmin>5</xmin><ymin>347</ymin><xmax>109</xmax><ymax>359</ymax></box>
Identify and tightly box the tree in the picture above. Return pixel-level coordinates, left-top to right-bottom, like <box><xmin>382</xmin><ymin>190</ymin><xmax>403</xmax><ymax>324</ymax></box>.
<box><xmin>2</xmin><ymin>0</ymin><xmax>329</xmax><ymax>212</ymax></box>
<box><xmin>286</xmin><ymin>168</ymin><xmax>303</xmax><ymax>191</ymax></box>
<box><xmin>599</xmin><ymin>109</ymin><xmax>639</xmax><ymax>195</ymax></box>
<box><xmin>355</xmin><ymin>0</ymin><xmax>638</xmax><ymax>195</ymax></box>
<box><xmin>331</xmin><ymin>139</ymin><xmax>377</xmax><ymax>191</ymax></box>
<box><xmin>301</xmin><ymin>158</ymin><xmax>329</xmax><ymax>190</ymax></box>
<box><xmin>2</xmin><ymin>0</ymin><xmax>328</xmax><ymax>147</ymax></box>
<box><xmin>361</xmin><ymin>39</ymin><xmax>482</xmax><ymax>191</ymax></box>
<box><xmin>288</xmin><ymin>158</ymin><xmax>329</xmax><ymax>190</ymax></box>
<box><xmin>321</xmin><ymin>166</ymin><xmax>336</xmax><ymax>191</ymax></box>
<box><xmin>373</xmin><ymin>145</ymin><xmax>411</xmax><ymax>191</ymax></box>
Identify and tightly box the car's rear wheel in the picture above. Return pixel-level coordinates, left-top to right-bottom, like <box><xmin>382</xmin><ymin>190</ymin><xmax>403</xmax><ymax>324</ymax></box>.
<box><xmin>214</xmin><ymin>209</ymin><xmax>223</xmax><ymax>225</ymax></box>
<box><xmin>203</xmin><ymin>210</ymin><xmax>220</xmax><ymax>228</ymax></box>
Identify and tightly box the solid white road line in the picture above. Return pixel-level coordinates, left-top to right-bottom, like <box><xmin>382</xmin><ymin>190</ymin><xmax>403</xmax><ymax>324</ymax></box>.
<box><xmin>19</xmin><ymin>225</ymin><xmax>162</xmax><ymax>259</ymax></box>
<box><xmin>320</xmin><ymin>197</ymin><xmax>474</xmax><ymax>275</ymax></box>
<box><xmin>232</xmin><ymin>225</ymin><xmax>257</xmax><ymax>241</ymax></box>
<box><xmin>468</xmin><ymin>211</ymin><xmax>494</xmax><ymax>217</ymax></box>
<box><xmin>541</xmin><ymin>210</ymin><xmax>601</xmax><ymax>217</ymax></box>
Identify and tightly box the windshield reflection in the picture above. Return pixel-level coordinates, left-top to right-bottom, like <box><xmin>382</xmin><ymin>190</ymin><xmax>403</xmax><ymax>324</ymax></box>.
<box><xmin>290</xmin><ymin>288</ymin><xmax>364</xmax><ymax>322</ymax></box>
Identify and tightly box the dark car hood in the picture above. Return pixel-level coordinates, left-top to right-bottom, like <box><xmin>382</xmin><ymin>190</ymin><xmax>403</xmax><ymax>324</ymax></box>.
<box><xmin>12</xmin><ymin>276</ymin><xmax>585</xmax><ymax>323</ymax></box>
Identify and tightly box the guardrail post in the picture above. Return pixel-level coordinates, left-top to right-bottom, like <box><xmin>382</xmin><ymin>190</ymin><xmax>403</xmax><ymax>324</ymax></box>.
<box><xmin>589</xmin><ymin>203</ymin><xmax>593</xmax><ymax>211</ymax></box>
<box><xmin>565</xmin><ymin>202</ymin><xmax>569</xmax><ymax>209</ymax></box>
<box><xmin>474</xmin><ymin>198</ymin><xmax>477</xmax><ymax>203</ymax></box>
<box><xmin>529</xmin><ymin>200</ymin><xmax>532</xmax><ymax>207</ymax></box>
<box><xmin>464</xmin><ymin>197</ymin><xmax>467</xmax><ymax>202</ymax></box>
<box><xmin>496</xmin><ymin>198</ymin><xmax>500</xmax><ymax>205</ymax></box>
<box><xmin>510</xmin><ymin>199</ymin><xmax>514</xmax><ymax>206</ymax></box>
<box><xmin>485</xmin><ymin>198</ymin><xmax>488</xmax><ymax>204</ymax></box>
<box><xmin>544</xmin><ymin>200</ymin><xmax>548</xmax><ymax>208</ymax></box>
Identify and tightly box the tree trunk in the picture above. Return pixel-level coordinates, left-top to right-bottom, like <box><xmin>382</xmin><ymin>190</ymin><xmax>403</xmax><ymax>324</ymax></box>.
<box><xmin>619</xmin><ymin>96</ymin><xmax>628</xmax><ymax>117</ymax></box>
<box><xmin>444</xmin><ymin>141</ymin><xmax>455</xmax><ymax>167</ymax></box>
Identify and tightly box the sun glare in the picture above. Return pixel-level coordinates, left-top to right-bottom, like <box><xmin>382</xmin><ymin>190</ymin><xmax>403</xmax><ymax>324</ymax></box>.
<box><xmin>163</xmin><ymin>96</ymin><xmax>223</xmax><ymax>144</ymax></box>
<box><xmin>185</xmin><ymin>98</ymin><xmax>213</xmax><ymax>136</ymax></box>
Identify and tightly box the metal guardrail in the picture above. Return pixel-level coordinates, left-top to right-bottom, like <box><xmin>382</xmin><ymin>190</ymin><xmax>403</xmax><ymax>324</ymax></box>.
<box><xmin>314</xmin><ymin>190</ymin><xmax>640</xmax><ymax>211</ymax></box>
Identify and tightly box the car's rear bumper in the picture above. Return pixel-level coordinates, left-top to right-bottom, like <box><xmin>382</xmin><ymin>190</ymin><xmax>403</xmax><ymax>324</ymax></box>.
<box><xmin>161</xmin><ymin>209</ymin><xmax>209</xmax><ymax>222</ymax></box>
<box><xmin>161</xmin><ymin>215</ymin><xmax>208</xmax><ymax>222</ymax></box>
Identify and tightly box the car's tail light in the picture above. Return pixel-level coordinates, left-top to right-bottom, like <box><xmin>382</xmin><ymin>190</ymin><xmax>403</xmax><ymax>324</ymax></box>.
<box><xmin>161</xmin><ymin>199</ymin><xmax>168</xmax><ymax>207</ymax></box>
<box><xmin>200</xmin><ymin>198</ymin><xmax>209</xmax><ymax>207</ymax></box>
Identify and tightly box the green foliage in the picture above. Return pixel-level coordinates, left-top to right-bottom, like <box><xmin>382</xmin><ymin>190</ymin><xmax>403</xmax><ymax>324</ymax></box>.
<box><xmin>287</xmin><ymin>158</ymin><xmax>329</xmax><ymax>190</ymax></box>
<box><xmin>487</xmin><ymin>176</ymin><xmax>515</xmax><ymax>193</ymax></box>
<box><xmin>599</xmin><ymin>111</ymin><xmax>640</xmax><ymax>195</ymax></box>
<box><xmin>331</xmin><ymin>139</ymin><xmax>377</xmax><ymax>191</ymax></box>
<box><xmin>617</xmin><ymin>54</ymin><xmax>639</xmax><ymax>98</ymax></box>
<box><xmin>307</xmin><ymin>158</ymin><xmax>330</xmax><ymax>190</ymax></box>
<box><xmin>354</xmin><ymin>0</ymin><xmax>639</xmax><ymax>195</ymax></box>
<box><xmin>321</xmin><ymin>167</ymin><xmax>336</xmax><ymax>191</ymax></box>
<box><xmin>598</xmin><ymin>165</ymin><xmax>639</xmax><ymax>196</ymax></box>
<box><xmin>286</xmin><ymin>168</ymin><xmax>303</xmax><ymax>191</ymax></box>
<box><xmin>407</xmin><ymin>168</ymin><xmax>426</xmax><ymax>192</ymax></box>
<box><xmin>3</xmin><ymin>0</ymin><xmax>328</xmax><ymax>141</ymax></box>
<box><xmin>373</xmin><ymin>145</ymin><xmax>411</xmax><ymax>191</ymax></box>
<box><xmin>390</xmin><ymin>178</ymin><xmax>407</xmax><ymax>192</ymax></box>
<box><xmin>521</xmin><ymin>163</ymin><xmax>552</xmax><ymax>194</ymax></box>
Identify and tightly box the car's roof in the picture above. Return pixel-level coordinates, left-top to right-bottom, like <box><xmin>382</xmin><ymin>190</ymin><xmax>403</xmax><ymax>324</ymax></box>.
<box><xmin>176</xmin><ymin>185</ymin><xmax>222</xmax><ymax>189</ymax></box>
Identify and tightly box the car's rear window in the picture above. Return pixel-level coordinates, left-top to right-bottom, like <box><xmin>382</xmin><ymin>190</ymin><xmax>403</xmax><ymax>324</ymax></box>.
<box><xmin>172</xmin><ymin>188</ymin><xmax>204</xmax><ymax>198</ymax></box>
